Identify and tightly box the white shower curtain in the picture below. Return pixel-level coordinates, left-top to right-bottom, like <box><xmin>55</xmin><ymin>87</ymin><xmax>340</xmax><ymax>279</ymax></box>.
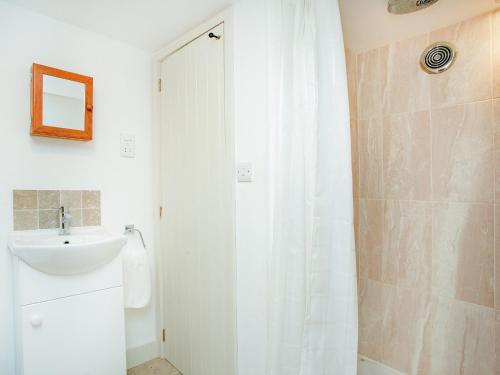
<box><xmin>267</xmin><ymin>0</ymin><xmax>358</xmax><ymax>374</ymax></box>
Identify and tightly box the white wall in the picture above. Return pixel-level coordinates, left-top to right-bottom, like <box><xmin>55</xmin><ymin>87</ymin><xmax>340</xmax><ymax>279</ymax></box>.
<box><xmin>0</xmin><ymin>3</ymin><xmax>156</xmax><ymax>373</ymax></box>
<box><xmin>233</xmin><ymin>0</ymin><xmax>270</xmax><ymax>373</ymax></box>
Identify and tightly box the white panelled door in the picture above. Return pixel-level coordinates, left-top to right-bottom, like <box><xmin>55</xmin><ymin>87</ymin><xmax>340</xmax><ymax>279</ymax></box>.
<box><xmin>160</xmin><ymin>23</ymin><xmax>235</xmax><ymax>375</ymax></box>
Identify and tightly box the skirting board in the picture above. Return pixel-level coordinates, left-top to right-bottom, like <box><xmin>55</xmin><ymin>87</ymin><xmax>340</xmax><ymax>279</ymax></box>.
<box><xmin>126</xmin><ymin>340</ymin><xmax>159</xmax><ymax>369</ymax></box>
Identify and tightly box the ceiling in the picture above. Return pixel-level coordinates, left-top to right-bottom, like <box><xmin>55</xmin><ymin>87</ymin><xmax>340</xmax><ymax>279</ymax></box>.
<box><xmin>3</xmin><ymin>0</ymin><xmax>499</xmax><ymax>53</ymax></box>
<box><xmin>1</xmin><ymin>0</ymin><xmax>234</xmax><ymax>51</ymax></box>
<box><xmin>339</xmin><ymin>0</ymin><xmax>500</xmax><ymax>53</ymax></box>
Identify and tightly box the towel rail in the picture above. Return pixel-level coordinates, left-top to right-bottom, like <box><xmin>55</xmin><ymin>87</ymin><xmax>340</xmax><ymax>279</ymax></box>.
<box><xmin>124</xmin><ymin>225</ymin><xmax>147</xmax><ymax>249</ymax></box>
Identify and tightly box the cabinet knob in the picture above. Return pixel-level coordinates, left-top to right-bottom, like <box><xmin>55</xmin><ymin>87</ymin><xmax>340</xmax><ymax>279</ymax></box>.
<box><xmin>30</xmin><ymin>315</ymin><xmax>43</xmax><ymax>328</ymax></box>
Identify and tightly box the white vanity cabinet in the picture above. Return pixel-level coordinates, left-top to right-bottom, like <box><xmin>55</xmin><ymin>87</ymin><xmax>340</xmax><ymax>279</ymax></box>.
<box><xmin>10</xmin><ymin>228</ymin><xmax>127</xmax><ymax>375</ymax></box>
<box><xmin>20</xmin><ymin>287</ymin><xmax>125</xmax><ymax>375</ymax></box>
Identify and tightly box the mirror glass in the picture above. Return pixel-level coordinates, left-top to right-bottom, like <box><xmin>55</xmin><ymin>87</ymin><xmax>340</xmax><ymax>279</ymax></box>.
<box><xmin>42</xmin><ymin>75</ymin><xmax>85</xmax><ymax>130</ymax></box>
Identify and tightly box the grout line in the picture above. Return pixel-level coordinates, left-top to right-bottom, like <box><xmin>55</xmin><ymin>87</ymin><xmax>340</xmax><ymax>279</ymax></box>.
<box><xmin>356</xmin><ymin>98</ymin><xmax>496</xmax><ymax>123</ymax></box>
<box><xmin>358</xmin><ymin>276</ymin><xmax>495</xmax><ymax>312</ymax></box>
<box><xmin>357</xmin><ymin>198</ymin><xmax>498</xmax><ymax>206</ymax></box>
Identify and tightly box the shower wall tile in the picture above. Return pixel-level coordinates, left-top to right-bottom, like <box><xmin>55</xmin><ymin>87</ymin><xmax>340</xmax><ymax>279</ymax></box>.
<box><xmin>351</xmin><ymin>117</ymin><xmax>359</xmax><ymax>198</ymax></box>
<box><xmin>383</xmin><ymin>111</ymin><xmax>431</xmax><ymax>200</ymax></box>
<box><xmin>345</xmin><ymin>48</ymin><xmax>357</xmax><ymax>117</ymax></box>
<box><xmin>359</xmin><ymin>117</ymin><xmax>383</xmax><ymax>199</ymax></box>
<box><xmin>431</xmin><ymin>101</ymin><xmax>494</xmax><ymax>203</ymax></box>
<box><xmin>358</xmin><ymin>279</ymin><xmax>391</xmax><ymax>361</ymax></box>
<box><xmin>495</xmin><ymin>99</ymin><xmax>500</xmax><ymax>202</ymax></box>
<box><xmin>354</xmin><ymin>198</ymin><xmax>360</xmax><ymax>279</ymax></box>
<box><xmin>360</xmin><ymin>199</ymin><xmax>384</xmax><ymax>281</ymax></box>
<box><xmin>496</xmin><ymin>312</ymin><xmax>500</xmax><ymax>375</ymax></box>
<box><xmin>383</xmin><ymin>34</ymin><xmax>430</xmax><ymax>115</ymax></box>
<box><xmin>356</xmin><ymin>10</ymin><xmax>500</xmax><ymax>375</ymax></box>
<box><xmin>432</xmin><ymin>203</ymin><xmax>494</xmax><ymax>308</ymax></box>
<box><xmin>496</xmin><ymin>205</ymin><xmax>500</xmax><ymax>310</ymax></box>
<box><xmin>418</xmin><ymin>296</ymin><xmax>496</xmax><ymax>375</ymax></box>
<box><xmin>494</xmin><ymin>10</ymin><xmax>500</xmax><ymax>99</ymax></box>
<box><xmin>429</xmin><ymin>13</ymin><xmax>492</xmax><ymax>108</ymax></box>
<box><xmin>383</xmin><ymin>200</ymin><xmax>432</xmax><ymax>290</ymax></box>
<box><xmin>357</xmin><ymin>47</ymin><xmax>387</xmax><ymax>120</ymax></box>
<box><xmin>380</xmin><ymin>287</ymin><xmax>431</xmax><ymax>374</ymax></box>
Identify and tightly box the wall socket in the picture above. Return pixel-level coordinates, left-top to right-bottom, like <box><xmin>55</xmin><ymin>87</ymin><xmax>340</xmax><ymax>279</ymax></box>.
<box><xmin>237</xmin><ymin>163</ymin><xmax>253</xmax><ymax>183</ymax></box>
<box><xmin>120</xmin><ymin>133</ymin><xmax>135</xmax><ymax>158</ymax></box>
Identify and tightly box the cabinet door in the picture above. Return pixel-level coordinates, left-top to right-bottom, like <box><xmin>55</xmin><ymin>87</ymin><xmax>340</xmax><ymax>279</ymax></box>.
<box><xmin>21</xmin><ymin>287</ymin><xmax>126</xmax><ymax>375</ymax></box>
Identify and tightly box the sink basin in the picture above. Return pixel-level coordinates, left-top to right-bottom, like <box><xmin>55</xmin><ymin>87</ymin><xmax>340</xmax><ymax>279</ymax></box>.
<box><xmin>9</xmin><ymin>227</ymin><xmax>127</xmax><ymax>276</ymax></box>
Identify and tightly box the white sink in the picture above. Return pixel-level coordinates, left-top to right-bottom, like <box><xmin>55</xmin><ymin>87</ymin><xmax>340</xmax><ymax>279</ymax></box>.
<box><xmin>9</xmin><ymin>227</ymin><xmax>127</xmax><ymax>276</ymax></box>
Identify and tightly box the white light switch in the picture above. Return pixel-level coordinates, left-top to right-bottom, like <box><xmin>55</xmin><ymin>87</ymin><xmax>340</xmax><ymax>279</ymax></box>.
<box><xmin>237</xmin><ymin>163</ymin><xmax>253</xmax><ymax>183</ymax></box>
<box><xmin>120</xmin><ymin>133</ymin><xmax>135</xmax><ymax>158</ymax></box>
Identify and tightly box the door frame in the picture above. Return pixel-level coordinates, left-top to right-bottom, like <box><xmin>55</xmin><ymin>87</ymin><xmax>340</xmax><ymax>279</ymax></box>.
<box><xmin>151</xmin><ymin>7</ymin><xmax>237</xmax><ymax>372</ymax></box>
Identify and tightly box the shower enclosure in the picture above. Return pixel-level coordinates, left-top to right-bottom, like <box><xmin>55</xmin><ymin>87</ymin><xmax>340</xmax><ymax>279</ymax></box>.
<box><xmin>347</xmin><ymin>2</ymin><xmax>500</xmax><ymax>374</ymax></box>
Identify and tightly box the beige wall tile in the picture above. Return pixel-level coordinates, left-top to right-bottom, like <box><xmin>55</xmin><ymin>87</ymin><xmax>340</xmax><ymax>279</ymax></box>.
<box><xmin>82</xmin><ymin>209</ymin><xmax>101</xmax><ymax>226</ymax></box>
<box><xmin>495</xmin><ymin>99</ymin><xmax>500</xmax><ymax>202</ymax></box>
<box><xmin>383</xmin><ymin>34</ymin><xmax>430</xmax><ymax>115</ymax></box>
<box><xmin>383</xmin><ymin>201</ymin><xmax>432</xmax><ymax>290</ymax></box>
<box><xmin>494</xmin><ymin>10</ymin><xmax>500</xmax><ymax>98</ymax></box>
<box><xmin>83</xmin><ymin>190</ymin><xmax>100</xmax><ymax>209</ymax></box>
<box><xmin>12</xmin><ymin>189</ymin><xmax>101</xmax><ymax>231</ymax></box>
<box><xmin>356</xmin><ymin>9</ymin><xmax>499</xmax><ymax>374</ymax></box>
<box><xmin>433</xmin><ymin>203</ymin><xmax>494</xmax><ymax>307</ymax></box>
<box><xmin>354</xmin><ymin>198</ymin><xmax>360</xmax><ymax>279</ymax></box>
<box><xmin>496</xmin><ymin>311</ymin><xmax>500</xmax><ymax>375</ymax></box>
<box><xmin>39</xmin><ymin>209</ymin><xmax>59</xmax><ymax>229</ymax></box>
<box><xmin>360</xmin><ymin>199</ymin><xmax>384</xmax><ymax>281</ymax></box>
<box><xmin>357</xmin><ymin>47</ymin><xmax>387</xmax><ymax>120</ymax></box>
<box><xmin>429</xmin><ymin>13</ymin><xmax>492</xmax><ymax>108</ymax></box>
<box><xmin>358</xmin><ymin>279</ymin><xmax>392</xmax><ymax>361</ymax></box>
<box><xmin>383</xmin><ymin>111</ymin><xmax>431</xmax><ymax>200</ymax></box>
<box><xmin>13</xmin><ymin>210</ymin><xmax>37</xmax><ymax>230</ymax></box>
<box><xmin>68</xmin><ymin>208</ymin><xmax>82</xmax><ymax>227</ymax></box>
<box><xmin>359</xmin><ymin>117</ymin><xmax>384</xmax><ymax>199</ymax></box>
<box><xmin>496</xmin><ymin>205</ymin><xmax>500</xmax><ymax>310</ymax></box>
<box><xmin>381</xmin><ymin>287</ymin><xmax>431</xmax><ymax>374</ymax></box>
<box><xmin>496</xmin><ymin>98</ymin><xmax>500</xmax><ymax>137</ymax></box>
<box><xmin>38</xmin><ymin>190</ymin><xmax>60</xmax><ymax>209</ymax></box>
<box><xmin>432</xmin><ymin>101</ymin><xmax>494</xmax><ymax>203</ymax></box>
<box><xmin>351</xmin><ymin>118</ymin><xmax>359</xmax><ymax>199</ymax></box>
<box><xmin>419</xmin><ymin>296</ymin><xmax>496</xmax><ymax>375</ymax></box>
<box><xmin>345</xmin><ymin>48</ymin><xmax>357</xmax><ymax>117</ymax></box>
<box><xmin>13</xmin><ymin>190</ymin><xmax>37</xmax><ymax>210</ymax></box>
<box><xmin>60</xmin><ymin>190</ymin><xmax>82</xmax><ymax>209</ymax></box>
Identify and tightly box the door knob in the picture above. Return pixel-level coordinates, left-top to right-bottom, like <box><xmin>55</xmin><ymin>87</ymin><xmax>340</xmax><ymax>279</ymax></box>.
<box><xmin>30</xmin><ymin>314</ymin><xmax>43</xmax><ymax>328</ymax></box>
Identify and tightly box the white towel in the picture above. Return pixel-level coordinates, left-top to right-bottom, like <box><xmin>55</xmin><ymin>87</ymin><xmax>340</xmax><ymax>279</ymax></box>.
<box><xmin>122</xmin><ymin>238</ymin><xmax>151</xmax><ymax>309</ymax></box>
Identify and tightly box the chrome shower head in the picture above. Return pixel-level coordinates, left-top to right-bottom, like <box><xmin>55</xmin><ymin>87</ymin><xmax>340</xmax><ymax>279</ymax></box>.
<box><xmin>388</xmin><ymin>0</ymin><xmax>440</xmax><ymax>15</ymax></box>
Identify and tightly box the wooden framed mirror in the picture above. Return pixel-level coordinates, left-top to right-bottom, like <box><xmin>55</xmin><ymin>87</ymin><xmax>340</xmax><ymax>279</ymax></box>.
<box><xmin>31</xmin><ymin>63</ymin><xmax>93</xmax><ymax>141</ymax></box>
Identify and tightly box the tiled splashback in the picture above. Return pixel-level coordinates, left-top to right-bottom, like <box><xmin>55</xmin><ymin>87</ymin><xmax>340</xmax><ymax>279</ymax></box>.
<box><xmin>13</xmin><ymin>190</ymin><xmax>101</xmax><ymax>231</ymax></box>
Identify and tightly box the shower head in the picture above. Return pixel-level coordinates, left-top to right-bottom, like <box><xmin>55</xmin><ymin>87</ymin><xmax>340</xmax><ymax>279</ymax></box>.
<box><xmin>388</xmin><ymin>0</ymin><xmax>440</xmax><ymax>15</ymax></box>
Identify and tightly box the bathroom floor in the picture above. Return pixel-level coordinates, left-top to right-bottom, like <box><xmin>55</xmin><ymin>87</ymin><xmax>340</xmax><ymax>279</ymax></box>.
<box><xmin>127</xmin><ymin>358</ymin><xmax>180</xmax><ymax>375</ymax></box>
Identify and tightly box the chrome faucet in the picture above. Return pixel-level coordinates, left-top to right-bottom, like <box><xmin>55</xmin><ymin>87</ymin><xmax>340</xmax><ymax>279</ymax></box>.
<box><xmin>59</xmin><ymin>206</ymin><xmax>71</xmax><ymax>235</ymax></box>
